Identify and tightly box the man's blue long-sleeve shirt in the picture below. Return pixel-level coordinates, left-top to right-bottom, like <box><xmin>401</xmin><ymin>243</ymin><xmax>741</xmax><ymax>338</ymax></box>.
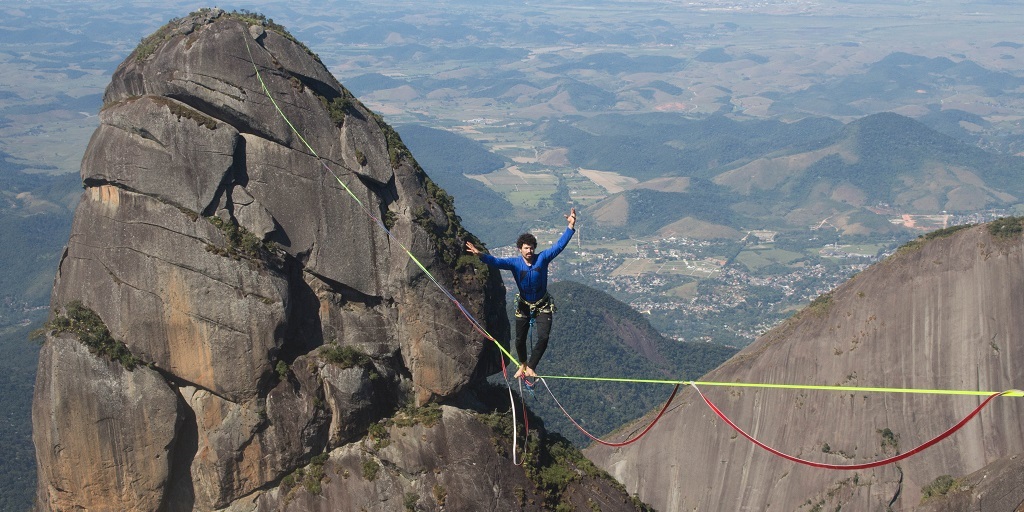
<box><xmin>480</xmin><ymin>228</ymin><xmax>575</xmax><ymax>302</ymax></box>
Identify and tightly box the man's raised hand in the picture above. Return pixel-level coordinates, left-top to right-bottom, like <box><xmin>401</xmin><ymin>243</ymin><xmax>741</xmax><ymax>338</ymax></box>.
<box><xmin>566</xmin><ymin>207</ymin><xmax>577</xmax><ymax>229</ymax></box>
<box><xmin>465</xmin><ymin>241</ymin><xmax>481</xmax><ymax>255</ymax></box>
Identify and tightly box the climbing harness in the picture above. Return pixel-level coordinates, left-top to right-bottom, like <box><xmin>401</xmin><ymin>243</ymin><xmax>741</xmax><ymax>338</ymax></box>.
<box><xmin>514</xmin><ymin>293</ymin><xmax>555</xmax><ymax>318</ymax></box>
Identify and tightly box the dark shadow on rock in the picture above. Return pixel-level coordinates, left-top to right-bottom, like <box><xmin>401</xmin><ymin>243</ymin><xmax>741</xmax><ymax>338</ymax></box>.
<box><xmin>164</xmin><ymin>390</ymin><xmax>197</xmax><ymax>512</ymax></box>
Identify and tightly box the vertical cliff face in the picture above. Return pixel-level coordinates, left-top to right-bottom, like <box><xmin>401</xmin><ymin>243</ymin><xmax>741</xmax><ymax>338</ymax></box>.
<box><xmin>586</xmin><ymin>224</ymin><xmax>1024</xmax><ymax>511</ymax></box>
<box><xmin>31</xmin><ymin>10</ymin><xmax>520</xmax><ymax>511</ymax></box>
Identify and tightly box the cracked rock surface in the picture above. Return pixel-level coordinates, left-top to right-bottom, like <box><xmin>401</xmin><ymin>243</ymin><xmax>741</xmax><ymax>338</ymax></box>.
<box><xmin>32</xmin><ymin>10</ymin><xmax>515</xmax><ymax>511</ymax></box>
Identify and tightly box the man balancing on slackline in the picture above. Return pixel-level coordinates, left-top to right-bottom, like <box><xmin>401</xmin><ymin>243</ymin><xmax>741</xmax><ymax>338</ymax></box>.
<box><xmin>465</xmin><ymin>207</ymin><xmax>577</xmax><ymax>379</ymax></box>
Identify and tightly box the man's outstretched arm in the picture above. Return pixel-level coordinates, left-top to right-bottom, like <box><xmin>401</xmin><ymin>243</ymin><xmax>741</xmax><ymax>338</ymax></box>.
<box><xmin>467</xmin><ymin>241</ymin><xmax>515</xmax><ymax>269</ymax></box>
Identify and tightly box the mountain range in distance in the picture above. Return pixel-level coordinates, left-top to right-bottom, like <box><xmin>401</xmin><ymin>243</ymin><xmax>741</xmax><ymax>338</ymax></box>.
<box><xmin>400</xmin><ymin>110</ymin><xmax>1024</xmax><ymax>245</ymax></box>
<box><xmin>7</xmin><ymin>1</ymin><xmax>1024</xmax><ymax>181</ymax></box>
<box><xmin>5</xmin><ymin>2</ymin><xmax>1024</xmax><ymax>247</ymax></box>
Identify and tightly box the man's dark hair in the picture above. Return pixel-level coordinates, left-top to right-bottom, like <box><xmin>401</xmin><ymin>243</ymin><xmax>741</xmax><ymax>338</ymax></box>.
<box><xmin>516</xmin><ymin>233</ymin><xmax>537</xmax><ymax>248</ymax></box>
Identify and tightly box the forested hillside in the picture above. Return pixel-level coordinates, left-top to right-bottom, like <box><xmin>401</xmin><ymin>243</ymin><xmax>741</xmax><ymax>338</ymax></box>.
<box><xmin>544</xmin><ymin>113</ymin><xmax>842</xmax><ymax>181</ymax></box>
<box><xmin>835</xmin><ymin>112</ymin><xmax>1024</xmax><ymax>193</ymax></box>
<box><xmin>0</xmin><ymin>169</ymin><xmax>78</xmax><ymax>510</ymax></box>
<box><xmin>594</xmin><ymin>186</ymin><xmax>749</xmax><ymax>237</ymax></box>
<box><xmin>578</xmin><ymin>112</ymin><xmax>1024</xmax><ymax>237</ymax></box>
<box><xmin>397</xmin><ymin>124</ymin><xmax>521</xmax><ymax>242</ymax></box>
<box><xmin>515</xmin><ymin>280</ymin><xmax>737</xmax><ymax>447</ymax></box>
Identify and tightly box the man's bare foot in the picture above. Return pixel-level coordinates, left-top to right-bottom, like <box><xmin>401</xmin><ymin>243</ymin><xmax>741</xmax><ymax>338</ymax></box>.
<box><xmin>523</xmin><ymin>366</ymin><xmax>537</xmax><ymax>378</ymax></box>
<box><xmin>514</xmin><ymin>366</ymin><xmax>525</xmax><ymax>379</ymax></box>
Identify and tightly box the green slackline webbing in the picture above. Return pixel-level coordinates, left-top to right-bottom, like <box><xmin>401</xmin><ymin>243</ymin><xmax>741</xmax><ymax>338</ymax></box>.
<box><xmin>538</xmin><ymin>374</ymin><xmax>1024</xmax><ymax>397</ymax></box>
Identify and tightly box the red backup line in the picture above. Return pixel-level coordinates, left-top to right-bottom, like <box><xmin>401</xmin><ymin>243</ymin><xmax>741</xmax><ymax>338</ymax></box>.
<box><xmin>691</xmin><ymin>384</ymin><xmax>1007</xmax><ymax>470</ymax></box>
<box><xmin>538</xmin><ymin>377</ymin><xmax>681</xmax><ymax>447</ymax></box>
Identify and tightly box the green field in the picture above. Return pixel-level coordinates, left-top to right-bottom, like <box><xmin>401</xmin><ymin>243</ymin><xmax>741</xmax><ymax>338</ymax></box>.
<box><xmin>611</xmin><ymin>257</ymin><xmax>721</xmax><ymax>278</ymax></box>
<box><xmin>565</xmin><ymin>172</ymin><xmax>608</xmax><ymax>206</ymax></box>
<box><xmin>735</xmin><ymin>247</ymin><xmax>805</xmax><ymax>270</ymax></box>
<box><xmin>837</xmin><ymin>243</ymin><xmax>888</xmax><ymax>257</ymax></box>
<box><xmin>667</xmin><ymin>281</ymin><xmax>699</xmax><ymax>299</ymax></box>
<box><xmin>573</xmin><ymin>238</ymin><xmax>641</xmax><ymax>254</ymax></box>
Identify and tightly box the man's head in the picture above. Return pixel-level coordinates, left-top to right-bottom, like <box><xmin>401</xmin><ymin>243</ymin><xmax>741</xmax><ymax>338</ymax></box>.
<box><xmin>516</xmin><ymin>233</ymin><xmax>537</xmax><ymax>263</ymax></box>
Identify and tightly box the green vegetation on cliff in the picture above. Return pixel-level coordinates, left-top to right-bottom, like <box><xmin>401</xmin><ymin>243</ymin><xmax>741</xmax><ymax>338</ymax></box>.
<box><xmin>39</xmin><ymin>301</ymin><xmax>145</xmax><ymax>370</ymax></box>
<box><xmin>988</xmin><ymin>216</ymin><xmax>1024</xmax><ymax>238</ymax></box>
<box><xmin>397</xmin><ymin>124</ymin><xmax>520</xmax><ymax>243</ymax></box>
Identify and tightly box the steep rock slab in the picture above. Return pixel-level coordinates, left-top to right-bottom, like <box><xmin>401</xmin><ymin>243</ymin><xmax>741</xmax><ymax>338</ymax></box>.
<box><xmin>177</xmin><ymin>351</ymin><xmax>396</xmax><ymax>511</ymax></box>
<box><xmin>587</xmin><ymin>225</ymin><xmax>1024</xmax><ymax>511</ymax></box>
<box><xmin>51</xmin><ymin>185</ymin><xmax>289</xmax><ymax>401</ymax></box>
<box><xmin>32</xmin><ymin>335</ymin><xmax>182</xmax><ymax>512</ymax></box>
<box><xmin>182</xmin><ymin>353</ymin><xmax>331</xmax><ymax>510</ymax></box>
<box><xmin>239</xmin><ymin>132</ymin><xmax>387</xmax><ymax>296</ymax></box>
<box><xmin>82</xmin><ymin>95</ymin><xmax>237</xmax><ymax>214</ymax></box>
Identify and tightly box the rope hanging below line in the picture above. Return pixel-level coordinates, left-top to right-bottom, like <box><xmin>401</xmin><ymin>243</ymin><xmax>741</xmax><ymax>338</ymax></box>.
<box><xmin>690</xmin><ymin>383</ymin><xmax>1018</xmax><ymax>470</ymax></box>
<box><xmin>538</xmin><ymin>377</ymin><xmax>680</xmax><ymax>448</ymax></box>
